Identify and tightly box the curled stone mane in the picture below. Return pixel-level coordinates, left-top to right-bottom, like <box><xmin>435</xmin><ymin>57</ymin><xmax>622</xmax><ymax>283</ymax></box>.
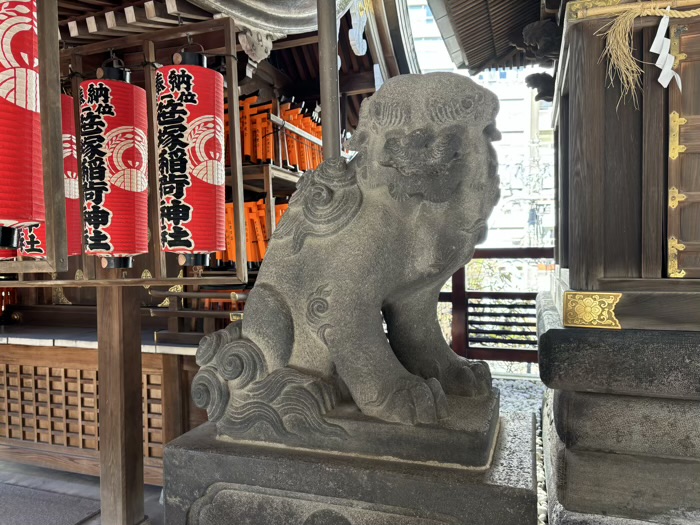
<box><xmin>273</xmin><ymin>157</ymin><xmax>362</xmax><ymax>253</ymax></box>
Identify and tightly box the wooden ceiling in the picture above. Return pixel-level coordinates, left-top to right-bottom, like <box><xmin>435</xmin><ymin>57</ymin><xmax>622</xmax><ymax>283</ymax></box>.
<box><xmin>58</xmin><ymin>1</ymin><xmax>212</xmax><ymax>44</ymax></box>
<box><xmin>57</xmin><ymin>1</ymin><xmax>376</xmax><ymax>132</ymax></box>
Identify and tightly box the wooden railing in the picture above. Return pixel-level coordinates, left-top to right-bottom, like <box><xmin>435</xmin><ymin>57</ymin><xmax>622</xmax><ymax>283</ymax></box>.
<box><xmin>442</xmin><ymin>247</ymin><xmax>554</xmax><ymax>363</ymax></box>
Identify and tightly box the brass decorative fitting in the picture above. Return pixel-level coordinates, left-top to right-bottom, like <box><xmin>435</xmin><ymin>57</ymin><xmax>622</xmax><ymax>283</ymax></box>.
<box><xmin>669</xmin><ymin>187</ymin><xmax>687</xmax><ymax>209</ymax></box>
<box><xmin>670</xmin><ymin>111</ymin><xmax>687</xmax><ymax>160</ymax></box>
<box><xmin>563</xmin><ymin>292</ymin><xmax>622</xmax><ymax>329</ymax></box>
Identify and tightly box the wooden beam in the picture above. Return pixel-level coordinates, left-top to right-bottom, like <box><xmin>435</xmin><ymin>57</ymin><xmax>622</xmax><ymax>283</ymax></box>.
<box><xmin>67</xmin><ymin>17</ymin><xmax>227</xmax><ymax>56</ymax></box>
<box><xmin>97</xmin><ymin>282</ymin><xmax>145</xmax><ymax>525</ymax></box>
<box><xmin>105</xmin><ymin>10</ymin><xmax>147</xmax><ymax>34</ymax></box>
<box><xmin>125</xmin><ymin>6</ymin><xmax>173</xmax><ymax>30</ymax></box>
<box><xmin>145</xmin><ymin>0</ymin><xmax>180</xmax><ymax>25</ymax></box>
<box><xmin>164</xmin><ymin>0</ymin><xmax>212</xmax><ymax>21</ymax></box>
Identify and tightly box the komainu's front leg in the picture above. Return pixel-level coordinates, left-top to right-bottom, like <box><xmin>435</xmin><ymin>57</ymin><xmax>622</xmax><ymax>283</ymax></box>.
<box><xmin>383</xmin><ymin>284</ymin><xmax>492</xmax><ymax>397</ymax></box>
<box><xmin>322</xmin><ymin>300</ymin><xmax>448</xmax><ymax>425</ymax></box>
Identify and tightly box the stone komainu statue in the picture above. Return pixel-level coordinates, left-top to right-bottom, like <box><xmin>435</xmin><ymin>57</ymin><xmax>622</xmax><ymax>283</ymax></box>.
<box><xmin>193</xmin><ymin>73</ymin><xmax>501</xmax><ymax>439</ymax></box>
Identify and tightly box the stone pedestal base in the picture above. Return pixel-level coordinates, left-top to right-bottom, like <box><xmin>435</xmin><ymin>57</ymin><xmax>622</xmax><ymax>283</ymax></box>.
<box><xmin>164</xmin><ymin>413</ymin><xmax>537</xmax><ymax>525</ymax></box>
<box><xmin>538</xmin><ymin>291</ymin><xmax>700</xmax><ymax>525</ymax></box>
<box><xmin>543</xmin><ymin>393</ymin><xmax>700</xmax><ymax>525</ymax></box>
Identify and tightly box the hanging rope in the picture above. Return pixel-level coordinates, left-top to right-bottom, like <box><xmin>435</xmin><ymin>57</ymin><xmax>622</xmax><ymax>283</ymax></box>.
<box><xmin>597</xmin><ymin>4</ymin><xmax>700</xmax><ymax>105</ymax></box>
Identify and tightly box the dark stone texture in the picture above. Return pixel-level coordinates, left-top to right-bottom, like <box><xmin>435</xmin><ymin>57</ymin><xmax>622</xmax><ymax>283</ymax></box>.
<box><xmin>539</xmin><ymin>327</ymin><xmax>700</xmax><ymax>400</ymax></box>
<box><xmin>543</xmin><ymin>391</ymin><xmax>700</xmax><ymax>525</ymax></box>
<box><xmin>315</xmin><ymin>391</ymin><xmax>500</xmax><ymax>467</ymax></box>
<box><xmin>192</xmin><ymin>73</ymin><xmax>503</xmax><ymax>451</ymax></box>
<box><xmin>164</xmin><ymin>413</ymin><xmax>537</xmax><ymax>525</ymax></box>
<box><xmin>553</xmin><ymin>390</ymin><xmax>700</xmax><ymax>458</ymax></box>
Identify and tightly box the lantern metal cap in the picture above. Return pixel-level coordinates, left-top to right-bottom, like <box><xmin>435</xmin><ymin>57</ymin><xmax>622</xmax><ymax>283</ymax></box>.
<box><xmin>97</xmin><ymin>66</ymin><xmax>132</xmax><ymax>84</ymax></box>
<box><xmin>0</xmin><ymin>227</ymin><xmax>19</xmax><ymax>249</ymax></box>
<box><xmin>174</xmin><ymin>51</ymin><xmax>207</xmax><ymax>68</ymax></box>
<box><xmin>178</xmin><ymin>253</ymin><xmax>210</xmax><ymax>267</ymax></box>
<box><xmin>101</xmin><ymin>256</ymin><xmax>133</xmax><ymax>269</ymax></box>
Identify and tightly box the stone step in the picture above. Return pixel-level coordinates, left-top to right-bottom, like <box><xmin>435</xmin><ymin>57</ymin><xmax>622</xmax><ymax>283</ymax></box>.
<box><xmin>553</xmin><ymin>390</ymin><xmax>700</xmax><ymax>459</ymax></box>
<box><xmin>539</xmin><ymin>327</ymin><xmax>700</xmax><ymax>400</ymax></box>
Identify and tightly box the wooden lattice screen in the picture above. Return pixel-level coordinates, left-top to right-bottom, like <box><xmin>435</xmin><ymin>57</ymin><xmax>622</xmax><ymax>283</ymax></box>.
<box><xmin>0</xmin><ymin>347</ymin><xmax>179</xmax><ymax>484</ymax></box>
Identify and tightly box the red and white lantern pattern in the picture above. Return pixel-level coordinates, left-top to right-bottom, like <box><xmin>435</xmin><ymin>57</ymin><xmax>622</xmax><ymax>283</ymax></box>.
<box><xmin>18</xmin><ymin>221</ymin><xmax>44</xmax><ymax>257</ymax></box>
<box><xmin>156</xmin><ymin>65</ymin><xmax>225</xmax><ymax>254</ymax></box>
<box><xmin>62</xmin><ymin>94</ymin><xmax>82</xmax><ymax>256</ymax></box>
<box><xmin>79</xmin><ymin>79</ymin><xmax>148</xmax><ymax>257</ymax></box>
<box><xmin>0</xmin><ymin>0</ymin><xmax>44</xmax><ymax>229</ymax></box>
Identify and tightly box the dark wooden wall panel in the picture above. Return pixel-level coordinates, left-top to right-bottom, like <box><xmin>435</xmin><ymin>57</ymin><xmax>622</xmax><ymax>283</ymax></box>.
<box><xmin>641</xmin><ymin>27</ymin><xmax>667</xmax><ymax>278</ymax></box>
<box><xmin>568</xmin><ymin>22</ymin><xmax>606</xmax><ymax>290</ymax></box>
<box><xmin>602</xmin><ymin>32</ymin><xmax>642</xmax><ymax>279</ymax></box>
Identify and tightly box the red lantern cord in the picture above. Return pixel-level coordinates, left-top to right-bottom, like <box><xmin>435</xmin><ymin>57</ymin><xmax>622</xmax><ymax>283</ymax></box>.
<box><xmin>0</xmin><ymin>1</ymin><xmax>44</xmax><ymax>232</ymax></box>
<box><xmin>62</xmin><ymin>94</ymin><xmax>82</xmax><ymax>257</ymax></box>
<box><xmin>80</xmin><ymin>78</ymin><xmax>149</xmax><ymax>258</ymax></box>
<box><xmin>156</xmin><ymin>65</ymin><xmax>225</xmax><ymax>258</ymax></box>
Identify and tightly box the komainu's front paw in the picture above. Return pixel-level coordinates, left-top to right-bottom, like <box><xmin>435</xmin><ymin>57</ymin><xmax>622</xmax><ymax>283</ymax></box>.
<box><xmin>361</xmin><ymin>376</ymin><xmax>448</xmax><ymax>425</ymax></box>
<box><xmin>439</xmin><ymin>359</ymin><xmax>492</xmax><ymax>397</ymax></box>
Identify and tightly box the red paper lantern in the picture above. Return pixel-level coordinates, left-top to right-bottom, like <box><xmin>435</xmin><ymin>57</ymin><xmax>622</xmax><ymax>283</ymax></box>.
<box><xmin>80</xmin><ymin>73</ymin><xmax>148</xmax><ymax>266</ymax></box>
<box><xmin>18</xmin><ymin>221</ymin><xmax>44</xmax><ymax>258</ymax></box>
<box><xmin>62</xmin><ymin>94</ymin><xmax>82</xmax><ymax>256</ymax></box>
<box><xmin>0</xmin><ymin>0</ymin><xmax>43</xmax><ymax>248</ymax></box>
<box><xmin>0</xmin><ymin>249</ymin><xmax>15</xmax><ymax>260</ymax></box>
<box><xmin>156</xmin><ymin>60</ymin><xmax>225</xmax><ymax>265</ymax></box>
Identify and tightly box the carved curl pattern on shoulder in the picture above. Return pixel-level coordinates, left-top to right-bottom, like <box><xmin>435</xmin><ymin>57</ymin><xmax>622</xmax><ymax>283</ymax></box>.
<box><xmin>273</xmin><ymin>157</ymin><xmax>362</xmax><ymax>253</ymax></box>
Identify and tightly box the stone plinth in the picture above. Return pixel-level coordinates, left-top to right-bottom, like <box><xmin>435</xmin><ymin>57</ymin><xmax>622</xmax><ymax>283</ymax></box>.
<box><xmin>164</xmin><ymin>413</ymin><xmax>537</xmax><ymax>525</ymax></box>
<box><xmin>538</xmin><ymin>292</ymin><xmax>700</xmax><ymax>525</ymax></box>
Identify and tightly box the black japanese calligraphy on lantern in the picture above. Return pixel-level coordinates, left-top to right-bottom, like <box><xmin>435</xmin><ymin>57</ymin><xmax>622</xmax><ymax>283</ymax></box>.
<box><xmin>80</xmin><ymin>82</ymin><xmax>115</xmax><ymax>253</ymax></box>
<box><xmin>19</xmin><ymin>224</ymin><xmax>44</xmax><ymax>255</ymax></box>
<box><xmin>157</xmin><ymin>68</ymin><xmax>198</xmax><ymax>250</ymax></box>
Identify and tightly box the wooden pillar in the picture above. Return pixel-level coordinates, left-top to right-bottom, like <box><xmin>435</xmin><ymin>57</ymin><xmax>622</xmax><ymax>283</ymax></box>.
<box><xmin>143</xmin><ymin>40</ymin><xmax>167</xmax><ymax>280</ymax></box>
<box><xmin>451</xmin><ymin>267</ymin><xmax>467</xmax><ymax>358</ymax></box>
<box><xmin>38</xmin><ymin>0</ymin><xmax>68</xmax><ymax>273</ymax></box>
<box><xmin>224</xmin><ymin>19</ymin><xmax>248</xmax><ymax>283</ymax></box>
<box><xmin>263</xmin><ymin>167</ymin><xmax>276</xmax><ymax>239</ymax></box>
<box><xmin>558</xmin><ymin>95</ymin><xmax>570</xmax><ymax>269</ymax></box>
<box><xmin>97</xmin><ymin>282</ymin><xmax>145</xmax><ymax>525</ymax></box>
<box><xmin>318</xmin><ymin>0</ymin><xmax>341</xmax><ymax>159</ymax></box>
<box><xmin>568</xmin><ymin>22</ymin><xmax>605</xmax><ymax>290</ymax></box>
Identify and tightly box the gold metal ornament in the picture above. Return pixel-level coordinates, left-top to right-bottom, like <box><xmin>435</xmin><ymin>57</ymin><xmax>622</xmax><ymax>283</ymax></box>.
<box><xmin>563</xmin><ymin>292</ymin><xmax>622</xmax><ymax>329</ymax></box>
<box><xmin>669</xmin><ymin>187</ymin><xmax>687</xmax><ymax>209</ymax></box>
<box><xmin>670</xmin><ymin>25</ymin><xmax>688</xmax><ymax>69</ymax></box>
<box><xmin>50</xmin><ymin>272</ymin><xmax>71</xmax><ymax>305</ymax></box>
<box><xmin>158</xmin><ymin>270</ymin><xmax>184</xmax><ymax>307</ymax></box>
<box><xmin>668</xmin><ymin>236</ymin><xmax>687</xmax><ymax>278</ymax></box>
<box><xmin>141</xmin><ymin>269</ymin><xmax>153</xmax><ymax>289</ymax></box>
<box><xmin>670</xmin><ymin>111</ymin><xmax>687</xmax><ymax>160</ymax></box>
